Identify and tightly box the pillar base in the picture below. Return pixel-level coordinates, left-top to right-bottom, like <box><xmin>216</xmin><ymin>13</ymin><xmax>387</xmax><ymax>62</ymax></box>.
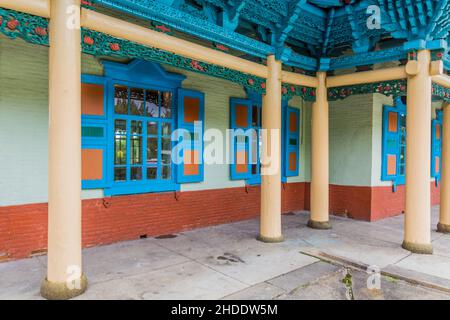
<box><xmin>437</xmin><ymin>223</ymin><xmax>450</xmax><ymax>234</ymax></box>
<box><xmin>307</xmin><ymin>219</ymin><xmax>332</xmax><ymax>230</ymax></box>
<box><xmin>41</xmin><ymin>273</ymin><xmax>88</xmax><ymax>300</ymax></box>
<box><xmin>257</xmin><ymin>234</ymin><xmax>284</xmax><ymax>243</ymax></box>
<box><xmin>401</xmin><ymin>241</ymin><xmax>433</xmax><ymax>254</ymax></box>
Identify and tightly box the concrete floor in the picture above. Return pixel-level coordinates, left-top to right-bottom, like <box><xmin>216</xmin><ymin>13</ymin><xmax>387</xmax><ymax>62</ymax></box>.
<box><xmin>1</xmin><ymin>206</ymin><xmax>450</xmax><ymax>300</ymax></box>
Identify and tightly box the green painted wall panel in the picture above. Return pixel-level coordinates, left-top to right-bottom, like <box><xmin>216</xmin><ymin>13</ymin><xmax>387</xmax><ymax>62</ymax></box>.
<box><xmin>371</xmin><ymin>94</ymin><xmax>444</xmax><ymax>187</ymax></box>
<box><xmin>0</xmin><ymin>35</ymin><xmax>105</xmax><ymax>205</ymax></box>
<box><xmin>163</xmin><ymin>65</ymin><xmax>248</xmax><ymax>191</ymax></box>
<box><xmin>287</xmin><ymin>96</ymin><xmax>311</xmax><ymax>183</ymax></box>
<box><xmin>1</xmin><ymin>35</ymin><xmax>377</xmax><ymax>206</ymax></box>
<box><xmin>329</xmin><ymin>94</ymin><xmax>374</xmax><ymax>186</ymax></box>
<box><xmin>0</xmin><ymin>36</ymin><xmax>49</xmax><ymax>205</ymax></box>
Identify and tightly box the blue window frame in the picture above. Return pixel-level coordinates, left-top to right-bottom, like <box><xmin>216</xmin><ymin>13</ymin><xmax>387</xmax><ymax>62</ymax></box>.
<box><xmin>431</xmin><ymin>110</ymin><xmax>443</xmax><ymax>184</ymax></box>
<box><xmin>111</xmin><ymin>83</ymin><xmax>175</xmax><ymax>188</ymax></box>
<box><xmin>81</xmin><ymin>74</ymin><xmax>109</xmax><ymax>189</ymax></box>
<box><xmin>247</xmin><ymin>98</ymin><xmax>262</xmax><ymax>185</ymax></box>
<box><xmin>229</xmin><ymin>93</ymin><xmax>300</xmax><ymax>184</ymax></box>
<box><xmin>229</xmin><ymin>95</ymin><xmax>263</xmax><ymax>184</ymax></box>
<box><xmin>81</xmin><ymin>60</ymin><xmax>194</xmax><ymax>196</ymax></box>
<box><xmin>381</xmin><ymin>97</ymin><xmax>443</xmax><ymax>189</ymax></box>
<box><xmin>381</xmin><ymin>98</ymin><xmax>407</xmax><ymax>187</ymax></box>
<box><xmin>283</xmin><ymin>107</ymin><xmax>301</xmax><ymax>178</ymax></box>
<box><xmin>229</xmin><ymin>98</ymin><xmax>252</xmax><ymax>180</ymax></box>
<box><xmin>176</xmin><ymin>88</ymin><xmax>205</xmax><ymax>183</ymax></box>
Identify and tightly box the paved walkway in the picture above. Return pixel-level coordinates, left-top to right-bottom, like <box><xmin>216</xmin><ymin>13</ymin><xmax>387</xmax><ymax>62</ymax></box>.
<box><xmin>1</xmin><ymin>207</ymin><xmax>450</xmax><ymax>300</ymax></box>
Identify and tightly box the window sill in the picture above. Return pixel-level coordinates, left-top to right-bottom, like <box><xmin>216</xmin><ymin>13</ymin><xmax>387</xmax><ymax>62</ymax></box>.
<box><xmin>103</xmin><ymin>182</ymin><xmax>180</xmax><ymax>196</ymax></box>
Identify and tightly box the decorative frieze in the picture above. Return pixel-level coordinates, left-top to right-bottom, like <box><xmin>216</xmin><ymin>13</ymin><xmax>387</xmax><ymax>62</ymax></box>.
<box><xmin>0</xmin><ymin>8</ymin><xmax>49</xmax><ymax>45</ymax></box>
<box><xmin>432</xmin><ymin>83</ymin><xmax>450</xmax><ymax>103</ymax></box>
<box><xmin>0</xmin><ymin>7</ymin><xmax>316</xmax><ymax>101</ymax></box>
<box><xmin>328</xmin><ymin>80</ymin><xmax>407</xmax><ymax>101</ymax></box>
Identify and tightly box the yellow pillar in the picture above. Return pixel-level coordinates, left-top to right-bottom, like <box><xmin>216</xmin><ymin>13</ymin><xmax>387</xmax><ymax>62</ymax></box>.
<box><xmin>403</xmin><ymin>50</ymin><xmax>433</xmax><ymax>254</ymax></box>
<box><xmin>308</xmin><ymin>72</ymin><xmax>331</xmax><ymax>229</ymax></box>
<box><xmin>438</xmin><ymin>102</ymin><xmax>450</xmax><ymax>233</ymax></box>
<box><xmin>258</xmin><ymin>55</ymin><xmax>283</xmax><ymax>243</ymax></box>
<box><xmin>41</xmin><ymin>0</ymin><xmax>87</xmax><ymax>299</ymax></box>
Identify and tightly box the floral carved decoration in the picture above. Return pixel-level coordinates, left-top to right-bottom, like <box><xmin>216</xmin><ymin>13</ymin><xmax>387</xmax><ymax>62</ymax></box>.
<box><xmin>328</xmin><ymin>80</ymin><xmax>407</xmax><ymax>101</ymax></box>
<box><xmin>0</xmin><ymin>8</ymin><xmax>49</xmax><ymax>45</ymax></box>
<box><xmin>0</xmin><ymin>8</ymin><xmax>316</xmax><ymax>101</ymax></box>
<box><xmin>432</xmin><ymin>83</ymin><xmax>450</xmax><ymax>103</ymax></box>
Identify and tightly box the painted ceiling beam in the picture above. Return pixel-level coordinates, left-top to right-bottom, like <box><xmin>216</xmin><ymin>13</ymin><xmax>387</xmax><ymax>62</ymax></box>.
<box><xmin>91</xmin><ymin>0</ymin><xmax>274</xmax><ymax>58</ymax></box>
<box><xmin>433</xmin><ymin>74</ymin><xmax>450</xmax><ymax>89</ymax></box>
<box><xmin>0</xmin><ymin>0</ymin><xmax>49</xmax><ymax>17</ymax></box>
<box><xmin>327</xmin><ymin>38</ymin><xmax>448</xmax><ymax>71</ymax></box>
<box><xmin>445</xmin><ymin>59</ymin><xmax>450</xmax><ymax>71</ymax></box>
<box><xmin>321</xmin><ymin>8</ymin><xmax>335</xmax><ymax>55</ymax></box>
<box><xmin>327</xmin><ymin>66</ymin><xmax>407</xmax><ymax>87</ymax></box>
<box><xmin>429</xmin><ymin>0</ymin><xmax>450</xmax><ymax>38</ymax></box>
<box><xmin>217</xmin><ymin>0</ymin><xmax>245</xmax><ymax>31</ymax></box>
<box><xmin>283</xmin><ymin>50</ymin><xmax>319</xmax><ymax>70</ymax></box>
<box><xmin>274</xmin><ymin>0</ymin><xmax>307</xmax><ymax>47</ymax></box>
<box><xmin>282</xmin><ymin>70</ymin><xmax>318</xmax><ymax>88</ymax></box>
<box><xmin>2</xmin><ymin>0</ymin><xmax>449</xmax><ymax>74</ymax></box>
<box><xmin>326</xmin><ymin>46</ymin><xmax>408</xmax><ymax>70</ymax></box>
<box><xmin>81</xmin><ymin>8</ymin><xmax>270</xmax><ymax>78</ymax></box>
<box><xmin>308</xmin><ymin>0</ymin><xmax>343</xmax><ymax>7</ymax></box>
<box><xmin>345</xmin><ymin>3</ymin><xmax>370</xmax><ymax>53</ymax></box>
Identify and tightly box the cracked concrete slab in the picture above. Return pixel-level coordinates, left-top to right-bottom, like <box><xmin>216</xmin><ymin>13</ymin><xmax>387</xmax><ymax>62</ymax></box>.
<box><xmin>1</xmin><ymin>206</ymin><xmax>449</xmax><ymax>300</ymax></box>
<box><xmin>267</xmin><ymin>261</ymin><xmax>342</xmax><ymax>292</ymax></box>
<box><xmin>222</xmin><ymin>282</ymin><xmax>285</xmax><ymax>300</ymax></box>
<box><xmin>394</xmin><ymin>253</ymin><xmax>450</xmax><ymax>280</ymax></box>
<box><xmin>83</xmin><ymin>239</ymin><xmax>190</xmax><ymax>284</ymax></box>
<box><xmin>77</xmin><ymin>261</ymin><xmax>248</xmax><ymax>300</ymax></box>
<box><xmin>0</xmin><ymin>257</ymin><xmax>44</xmax><ymax>300</ymax></box>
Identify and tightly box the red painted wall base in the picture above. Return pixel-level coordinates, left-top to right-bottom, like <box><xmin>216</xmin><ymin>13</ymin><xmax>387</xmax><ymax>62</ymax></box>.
<box><xmin>0</xmin><ymin>182</ymin><xmax>440</xmax><ymax>261</ymax></box>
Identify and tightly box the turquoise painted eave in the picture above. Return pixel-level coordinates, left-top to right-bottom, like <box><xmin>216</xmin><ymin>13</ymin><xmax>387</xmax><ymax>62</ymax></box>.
<box><xmin>86</xmin><ymin>0</ymin><xmax>450</xmax><ymax>71</ymax></box>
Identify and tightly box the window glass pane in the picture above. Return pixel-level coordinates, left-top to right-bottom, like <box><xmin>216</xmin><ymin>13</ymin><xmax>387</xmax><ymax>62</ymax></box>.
<box><xmin>399</xmin><ymin>113</ymin><xmax>406</xmax><ymax>174</ymax></box>
<box><xmin>251</xmin><ymin>130</ymin><xmax>258</xmax><ymax>164</ymax></box>
<box><xmin>146</xmin><ymin>90</ymin><xmax>159</xmax><ymax>117</ymax></box>
<box><xmin>399</xmin><ymin>151</ymin><xmax>406</xmax><ymax>175</ymax></box>
<box><xmin>193</xmin><ymin>132</ymin><xmax>200</xmax><ymax>142</ymax></box>
<box><xmin>114</xmin><ymin>167</ymin><xmax>126</xmax><ymax>181</ymax></box>
<box><xmin>112</xmin><ymin>85</ymin><xmax>175</xmax><ymax>185</ymax></box>
<box><xmin>236</xmin><ymin>134</ymin><xmax>248</xmax><ymax>145</ymax></box>
<box><xmin>147</xmin><ymin>137</ymin><xmax>158</xmax><ymax>165</ymax></box>
<box><xmin>400</xmin><ymin>113</ymin><xmax>406</xmax><ymax>127</ymax></box>
<box><xmin>131</xmin><ymin>167</ymin><xmax>142</xmax><ymax>180</ymax></box>
<box><xmin>147</xmin><ymin>121</ymin><xmax>158</xmax><ymax>135</ymax></box>
<box><xmin>162</xmin><ymin>122</ymin><xmax>172</xmax><ymax>136</ymax></box>
<box><xmin>252</xmin><ymin>105</ymin><xmax>259</xmax><ymax>127</ymax></box>
<box><xmin>114</xmin><ymin>86</ymin><xmax>128</xmax><ymax>114</ymax></box>
<box><xmin>147</xmin><ymin>167</ymin><xmax>157</xmax><ymax>180</ymax></box>
<box><xmin>160</xmin><ymin>92</ymin><xmax>173</xmax><ymax>118</ymax></box>
<box><xmin>162</xmin><ymin>137</ymin><xmax>171</xmax><ymax>152</ymax></box>
<box><xmin>130</xmin><ymin>88</ymin><xmax>145</xmax><ymax>115</ymax></box>
<box><xmin>114</xmin><ymin>120</ymin><xmax>126</xmax><ymax>165</ymax></box>
<box><xmin>162</xmin><ymin>151</ymin><xmax>171</xmax><ymax>165</ymax></box>
<box><xmin>162</xmin><ymin>153</ymin><xmax>171</xmax><ymax>165</ymax></box>
<box><xmin>115</xmin><ymin>137</ymin><xmax>127</xmax><ymax>165</ymax></box>
<box><xmin>131</xmin><ymin>136</ymin><xmax>142</xmax><ymax>165</ymax></box>
<box><xmin>183</xmin><ymin>131</ymin><xmax>199</xmax><ymax>142</ymax></box>
<box><xmin>115</xmin><ymin>119</ymin><xmax>126</xmax><ymax>134</ymax></box>
<box><xmin>162</xmin><ymin>165</ymin><xmax>171</xmax><ymax>179</ymax></box>
<box><xmin>131</xmin><ymin>120</ymin><xmax>142</xmax><ymax>135</ymax></box>
<box><xmin>161</xmin><ymin>137</ymin><xmax>172</xmax><ymax>165</ymax></box>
